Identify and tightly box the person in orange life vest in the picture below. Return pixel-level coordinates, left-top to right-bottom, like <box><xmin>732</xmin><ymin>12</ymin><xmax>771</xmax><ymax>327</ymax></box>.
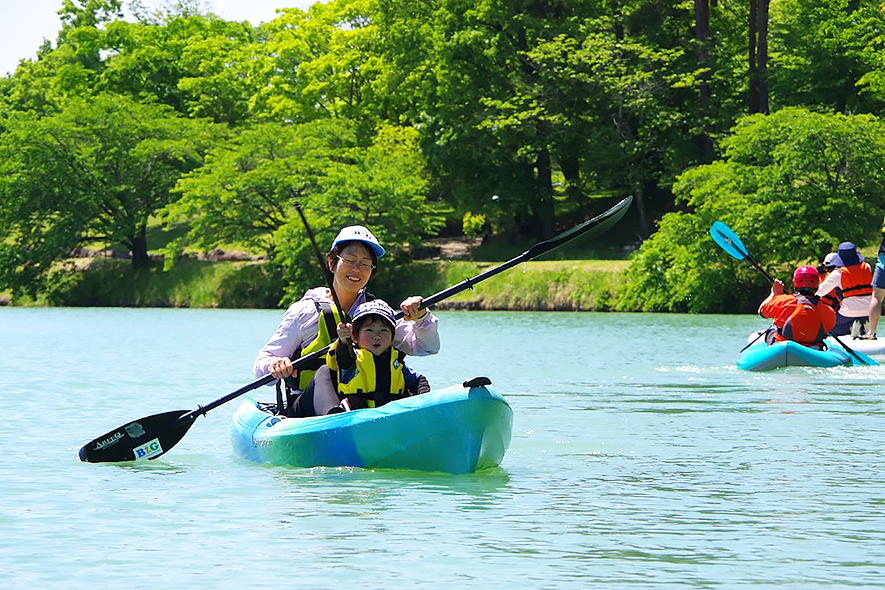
<box><xmin>817</xmin><ymin>252</ymin><xmax>842</xmax><ymax>309</ymax></box>
<box><xmin>758</xmin><ymin>266</ymin><xmax>836</xmax><ymax>348</ymax></box>
<box><xmin>816</xmin><ymin>242</ymin><xmax>873</xmax><ymax>336</ymax></box>
<box><xmin>865</xmin><ymin>213</ymin><xmax>885</xmax><ymax>340</ymax></box>
<box><xmin>817</xmin><ymin>252</ymin><xmax>844</xmax><ymax>312</ymax></box>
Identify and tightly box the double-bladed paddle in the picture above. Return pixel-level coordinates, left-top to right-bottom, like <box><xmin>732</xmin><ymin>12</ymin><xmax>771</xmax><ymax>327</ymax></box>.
<box><xmin>709</xmin><ymin>220</ymin><xmax>877</xmax><ymax>366</ymax></box>
<box><xmin>79</xmin><ymin>195</ymin><xmax>635</xmax><ymax>463</ymax></box>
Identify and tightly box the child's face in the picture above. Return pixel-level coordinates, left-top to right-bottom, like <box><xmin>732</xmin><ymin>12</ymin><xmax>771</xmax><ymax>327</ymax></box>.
<box><xmin>355</xmin><ymin>316</ymin><xmax>393</xmax><ymax>356</ymax></box>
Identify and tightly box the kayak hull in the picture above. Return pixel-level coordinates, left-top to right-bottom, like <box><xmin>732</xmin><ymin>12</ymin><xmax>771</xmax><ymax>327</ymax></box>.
<box><xmin>230</xmin><ymin>385</ymin><xmax>513</xmax><ymax>474</ymax></box>
<box><xmin>824</xmin><ymin>336</ymin><xmax>885</xmax><ymax>357</ymax></box>
<box><xmin>738</xmin><ymin>340</ymin><xmax>852</xmax><ymax>371</ymax></box>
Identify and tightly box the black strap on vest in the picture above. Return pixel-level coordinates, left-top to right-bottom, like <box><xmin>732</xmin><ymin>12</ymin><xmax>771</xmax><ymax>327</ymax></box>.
<box><xmin>282</xmin><ymin>300</ymin><xmax>339</xmax><ymax>413</ymax></box>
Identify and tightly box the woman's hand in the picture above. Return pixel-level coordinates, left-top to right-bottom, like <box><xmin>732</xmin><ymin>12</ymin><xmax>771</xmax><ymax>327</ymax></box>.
<box><xmin>400</xmin><ymin>295</ymin><xmax>428</xmax><ymax>322</ymax></box>
<box><xmin>269</xmin><ymin>356</ymin><xmax>294</xmax><ymax>379</ymax></box>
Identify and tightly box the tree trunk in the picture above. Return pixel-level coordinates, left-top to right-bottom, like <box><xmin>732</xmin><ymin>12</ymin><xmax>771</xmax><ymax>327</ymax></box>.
<box><xmin>558</xmin><ymin>153</ymin><xmax>587</xmax><ymax>216</ymax></box>
<box><xmin>633</xmin><ymin>184</ymin><xmax>649</xmax><ymax>241</ymax></box>
<box><xmin>129</xmin><ymin>224</ymin><xmax>150</xmax><ymax>270</ymax></box>
<box><xmin>756</xmin><ymin>0</ymin><xmax>770</xmax><ymax>114</ymax></box>
<box><xmin>748</xmin><ymin>0</ymin><xmax>759</xmax><ymax>113</ymax></box>
<box><xmin>533</xmin><ymin>148</ymin><xmax>556</xmax><ymax>238</ymax></box>
<box><xmin>694</xmin><ymin>0</ymin><xmax>714</xmax><ymax>163</ymax></box>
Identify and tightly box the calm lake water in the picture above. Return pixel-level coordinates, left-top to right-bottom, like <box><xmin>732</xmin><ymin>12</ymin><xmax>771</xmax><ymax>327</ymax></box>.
<box><xmin>2</xmin><ymin>307</ymin><xmax>884</xmax><ymax>588</ymax></box>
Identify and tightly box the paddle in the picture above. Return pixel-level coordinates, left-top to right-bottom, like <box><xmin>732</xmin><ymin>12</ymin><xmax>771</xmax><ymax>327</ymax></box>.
<box><xmin>293</xmin><ymin>195</ymin><xmax>347</xmax><ymax>320</ymax></box>
<box><xmin>709</xmin><ymin>220</ymin><xmax>876</xmax><ymax>366</ymax></box>
<box><xmin>79</xmin><ymin>195</ymin><xmax>635</xmax><ymax>463</ymax></box>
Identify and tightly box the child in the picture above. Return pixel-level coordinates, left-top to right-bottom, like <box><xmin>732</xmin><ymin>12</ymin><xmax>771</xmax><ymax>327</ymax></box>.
<box><xmin>327</xmin><ymin>299</ymin><xmax>430</xmax><ymax>413</ymax></box>
<box><xmin>759</xmin><ymin>265</ymin><xmax>836</xmax><ymax>349</ymax></box>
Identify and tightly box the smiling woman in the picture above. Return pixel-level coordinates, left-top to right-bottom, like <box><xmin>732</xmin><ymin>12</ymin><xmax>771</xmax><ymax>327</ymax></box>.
<box><xmin>252</xmin><ymin>225</ymin><xmax>441</xmax><ymax>415</ymax></box>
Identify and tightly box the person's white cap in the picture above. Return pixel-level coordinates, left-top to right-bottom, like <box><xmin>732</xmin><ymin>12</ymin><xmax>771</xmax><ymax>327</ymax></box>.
<box><xmin>330</xmin><ymin>225</ymin><xmax>385</xmax><ymax>258</ymax></box>
<box><xmin>823</xmin><ymin>252</ymin><xmax>840</xmax><ymax>267</ymax></box>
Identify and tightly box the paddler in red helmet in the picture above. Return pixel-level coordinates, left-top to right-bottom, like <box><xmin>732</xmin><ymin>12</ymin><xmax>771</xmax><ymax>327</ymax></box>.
<box><xmin>757</xmin><ymin>265</ymin><xmax>837</xmax><ymax>349</ymax></box>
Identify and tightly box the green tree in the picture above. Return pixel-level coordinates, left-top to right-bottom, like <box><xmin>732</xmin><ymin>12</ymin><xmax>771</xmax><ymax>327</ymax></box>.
<box><xmin>100</xmin><ymin>14</ymin><xmax>260</xmax><ymax>124</ymax></box>
<box><xmin>619</xmin><ymin>108</ymin><xmax>885</xmax><ymax>313</ymax></box>
<box><xmin>0</xmin><ymin>94</ymin><xmax>221</xmax><ymax>296</ymax></box>
<box><xmin>164</xmin><ymin>118</ymin><xmax>444</xmax><ymax>300</ymax></box>
<box><xmin>770</xmin><ymin>0</ymin><xmax>885</xmax><ymax>114</ymax></box>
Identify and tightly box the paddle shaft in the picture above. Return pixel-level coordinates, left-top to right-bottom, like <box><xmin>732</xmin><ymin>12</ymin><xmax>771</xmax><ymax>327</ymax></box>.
<box><xmin>82</xmin><ymin>196</ymin><xmax>634</xmax><ymax>461</ymax></box>
<box><xmin>293</xmin><ymin>197</ymin><xmax>347</xmax><ymax>320</ymax></box>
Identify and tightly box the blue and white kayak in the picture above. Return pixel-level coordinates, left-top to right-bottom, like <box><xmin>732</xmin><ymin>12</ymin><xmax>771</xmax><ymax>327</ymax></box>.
<box><xmin>746</xmin><ymin>329</ymin><xmax>885</xmax><ymax>359</ymax></box>
<box><xmin>738</xmin><ymin>340</ymin><xmax>852</xmax><ymax>371</ymax></box>
<box><xmin>738</xmin><ymin>337</ymin><xmax>878</xmax><ymax>371</ymax></box>
<box><xmin>230</xmin><ymin>382</ymin><xmax>513</xmax><ymax>474</ymax></box>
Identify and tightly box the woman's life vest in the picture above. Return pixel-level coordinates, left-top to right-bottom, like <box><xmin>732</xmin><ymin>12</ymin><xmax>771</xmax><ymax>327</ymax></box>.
<box><xmin>777</xmin><ymin>294</ymin><xmax>829</xmax><ymax>347</ymax></box>
<box><xmin>289</xmin><ymin>300</ymin><xmax>342</xmax><ymax>390</ymax></box>
<box><xmin>327</xmin><ymin>345</ymin><xmax>408</xmax><ymax>408</ymax></box>
<box><xmin>839</xmin><ymin>262</ymin><xmax>873</xmax><ymax>300</ymax></box>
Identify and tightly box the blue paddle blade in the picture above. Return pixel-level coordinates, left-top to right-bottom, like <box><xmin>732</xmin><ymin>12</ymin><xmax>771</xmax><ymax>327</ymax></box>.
<box><xmin>710</xmin><ymin>221</ymin><xmax>749</xmax><ymax>261</ymax></box>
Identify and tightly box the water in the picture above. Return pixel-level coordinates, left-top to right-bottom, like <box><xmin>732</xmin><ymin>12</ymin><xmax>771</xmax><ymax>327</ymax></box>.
<box><xmin>2</xmin><ymin>308</ymin><xmax>884</xmax><ymax>588</ymax></box>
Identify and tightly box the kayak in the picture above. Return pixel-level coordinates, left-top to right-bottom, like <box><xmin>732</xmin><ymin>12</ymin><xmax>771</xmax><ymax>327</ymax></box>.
<box><xmin>230</xmin><ymin>382</ymin><xmax>513</xmax><ymax>474</ymax></box>
<box><xmin>747</xmin><ymin>329</ymin><xmax>885</xmax><ymax>358</ymax></box>
<box><xmin>824</xmin><ymin>336</ymin><xmax>885</xmax><ymax>357</ymax></box>
<box><xmin>738</xmin><ymin>340</ymin><xmax>854</xmax><ymax>371</ymax></box>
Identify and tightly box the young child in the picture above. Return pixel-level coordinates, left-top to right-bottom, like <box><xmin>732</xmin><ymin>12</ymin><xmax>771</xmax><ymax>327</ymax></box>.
<box><xmin>327</xmin><ymin>299</ymin><xmax>430</xmax><ymax>412</ymax></box>
<box><xmin>758</xmin><ymin>265</ymin><xmax>836</xmax><ymax>349</ymax></box>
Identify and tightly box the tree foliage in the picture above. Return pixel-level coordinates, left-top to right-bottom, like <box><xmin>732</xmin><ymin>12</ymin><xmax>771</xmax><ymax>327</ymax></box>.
<box><xmin>0</xmin><ymin>94</ymin><xmax>221</xmax><ymax>296</ymax></box>
<box><xmin>164</xmin><ymin>118</ymin><xmax>444</xmax><ymax>301</ymax></box>
<box><xmin>619</xmin><ymin>108</ymin><xmax>885</xmax><ymax>313</ymax></box>
<box><xmin>2</xmin><ymin>0</ymin><xmax>885</xmax><ymax>309</ymax></box>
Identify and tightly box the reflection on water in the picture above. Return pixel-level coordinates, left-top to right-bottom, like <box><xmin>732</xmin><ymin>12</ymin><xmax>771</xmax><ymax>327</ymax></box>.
<box><xmin>272</xmin><ymin>466</ymin><xmax>512</xmax><ymax>503</ymax></box>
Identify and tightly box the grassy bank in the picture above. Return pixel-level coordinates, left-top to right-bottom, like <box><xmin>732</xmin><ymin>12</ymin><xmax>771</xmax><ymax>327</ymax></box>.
<box><xmin>411</xmin><ymin>260</ymin><xmax>629</xmax><ymax>311</ymax></box>
<box><xmin>2</xmin><ymin>257</ymin><xmax>630</xmax><ymax>310</ymax></box>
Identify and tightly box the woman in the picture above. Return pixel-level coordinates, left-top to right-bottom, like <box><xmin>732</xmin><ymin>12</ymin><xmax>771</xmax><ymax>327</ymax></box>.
<box><xmin>253</xmin><ymin>225</ymin><xmax>439</xmax><ymax>414</ymax></box>
<box><xmin>816</xmin><ymin>241</ymin><xmax>873</xmax><ymax>336</ymax></box>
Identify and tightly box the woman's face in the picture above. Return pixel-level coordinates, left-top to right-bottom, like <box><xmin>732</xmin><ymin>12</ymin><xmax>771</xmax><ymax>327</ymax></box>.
<box><xmin>330</xmin><ymin>242</ymin><xmax>374</xmax><ymax>297</ymax></box>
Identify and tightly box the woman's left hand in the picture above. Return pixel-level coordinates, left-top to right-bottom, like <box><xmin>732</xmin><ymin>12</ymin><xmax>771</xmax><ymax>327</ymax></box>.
<box><xmin>401</xmin><ymin>295</ymin><xmax>428</xmax><ymax>322</ymax></box>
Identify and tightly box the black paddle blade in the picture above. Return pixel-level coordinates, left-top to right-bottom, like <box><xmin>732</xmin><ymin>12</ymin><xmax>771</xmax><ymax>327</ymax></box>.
<box><xmin>79</xmin><ymin>410</ymin><xmax>196</xmax><ymax>463</ymax></box>
<box><xmin>525</xmin><ymin>195</ymin><xmax>633</xmax><ymax>259</ymax></box>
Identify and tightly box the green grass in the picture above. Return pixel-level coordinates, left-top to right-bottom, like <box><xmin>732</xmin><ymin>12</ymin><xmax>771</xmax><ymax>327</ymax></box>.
<box><xmin>372</xmin><ymin>259</ymin><xmax>628</xmax><ymax>312</ymax></box>
<box><xmin>7</xmin><ymin>257</ymin><xmax>626</xmax><ymax>311</ymax></box>
<box><xmin>48</xmin><ymin>258</ymin><xmax>285</xmax><ymax>308</ymax></box>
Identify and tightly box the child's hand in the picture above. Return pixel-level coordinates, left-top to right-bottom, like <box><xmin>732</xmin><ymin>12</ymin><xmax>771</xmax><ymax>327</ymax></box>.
<box><xmin>337</xmin><ymin>321</ymin><xmax>353</xmax><ymax>341</ymax></box>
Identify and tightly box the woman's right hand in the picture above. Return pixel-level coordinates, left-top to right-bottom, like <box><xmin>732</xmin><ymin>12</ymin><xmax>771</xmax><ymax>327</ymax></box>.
<box><xmin>269</xmin><ymin>356</ymin><xmax>294</xmax><ymax>379</ymax></box>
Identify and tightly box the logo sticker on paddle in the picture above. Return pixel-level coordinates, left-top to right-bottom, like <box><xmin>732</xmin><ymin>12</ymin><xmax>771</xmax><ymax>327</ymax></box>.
<box><xmin>133</xmin><ymin>438</ymin><xmax>163</xmax><ymax>460</ymax></box>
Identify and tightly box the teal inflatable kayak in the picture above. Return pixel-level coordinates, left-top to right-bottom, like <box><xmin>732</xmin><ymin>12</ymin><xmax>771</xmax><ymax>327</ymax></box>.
<box><xmin>737</xmin><ymin>340</ymin><xmax>875</xmax><ymax>371</ymax></box>
<box><xmin>230</xmin><ymin>383</ymin><xmax>513</xmax><ymax>474</ymax></box>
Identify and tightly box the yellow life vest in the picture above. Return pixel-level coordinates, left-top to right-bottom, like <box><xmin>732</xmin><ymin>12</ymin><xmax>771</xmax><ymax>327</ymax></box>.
<box><xmin>327</xmin><ymin>345</ymin><xmax>408</xmax><ymax>408</ymax></box>
<box><xmin>293</xmin><ymin>300</ymin><xmax>341</xmax><ymax>390</ymax></box>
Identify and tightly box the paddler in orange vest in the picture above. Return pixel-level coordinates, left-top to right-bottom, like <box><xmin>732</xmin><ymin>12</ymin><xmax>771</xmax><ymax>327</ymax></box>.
<box><xmin>816</xmin><ymin>242</ymin><xmax>873</xmax><ymax>337</ymax></box>
<box><xmin>758</xmin><ymin>266</ymin><xmax>836</xmax><ymax>349</ymax></box>
<box><xmin>817</xmin><ymin>252</ymin><xmax>841</xmax><ymax>308</ymax></box>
